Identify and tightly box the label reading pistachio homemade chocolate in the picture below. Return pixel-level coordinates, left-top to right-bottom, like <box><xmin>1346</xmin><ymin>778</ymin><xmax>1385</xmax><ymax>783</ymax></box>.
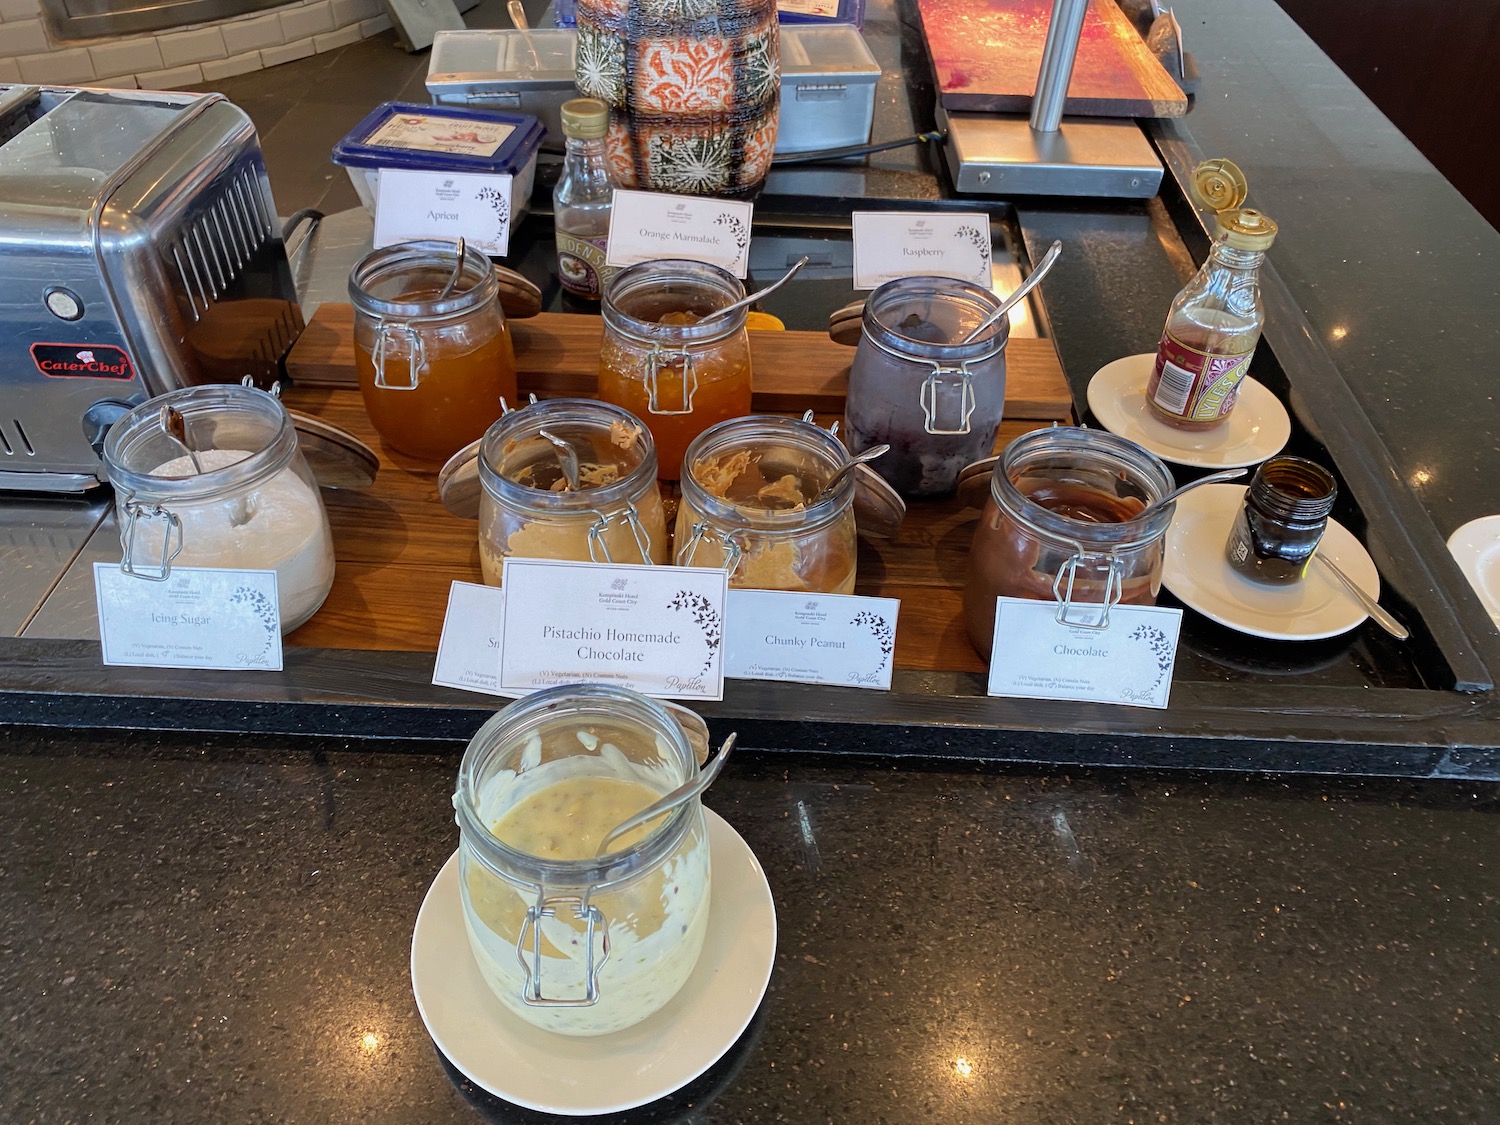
<box><xmin>1148</xmin><ymin>331</ymin><xmax>1253</xmax><ymax>422</ymax></box>
<box><xmin>556</xmin><ymin>232</ymin><xmax>616</xmax><ymax>300</ymax></box>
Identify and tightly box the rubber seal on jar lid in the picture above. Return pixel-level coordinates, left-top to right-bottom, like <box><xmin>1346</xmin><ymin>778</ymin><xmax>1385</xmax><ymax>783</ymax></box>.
<box><xmin>288</xmin><ymin>411</ymin><xmax>380</xmax><ymax>489</ymax></box>
<box><xmin>437</xmin><ymin>437</ymin><xmax>484</xmax><ymax>519</ymax></box>
<box><xmin>854</xmin><ymin>463</ymin><xmax>906</xmax><ymax>540</ymax></box>
<box><xmin>1191</xmin><ymin>157</ymin><xmax>1248</xmax><ymax>212</ymax></box>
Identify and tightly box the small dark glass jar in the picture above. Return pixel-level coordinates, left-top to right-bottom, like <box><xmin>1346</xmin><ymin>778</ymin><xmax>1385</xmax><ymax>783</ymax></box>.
<box><xmin>1225</xmin><ymin>456</ymin><xmax>1337</xmax><ymax>584</ymax></box>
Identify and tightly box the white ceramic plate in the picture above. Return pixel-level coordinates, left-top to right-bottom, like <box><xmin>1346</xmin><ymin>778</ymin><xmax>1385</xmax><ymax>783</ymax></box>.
<box><xmin>1447</xmin><ymin>515</ymin><xmax>1500</xmax><ymax>627</ymax></box>
<box><xmin>1163</xmin><ymin>484</ymin><xmax>1380</xmax><ymax>640</ymax></box>
<box><xmin>1087</xmin><ymin>353</ymin><xmax>1291</xmax><ymax>469</ymax></box>
<box><xmin>410</xmin><ymin>809</ymin><xmax>776</xmax><ymax>1116</ymax></box>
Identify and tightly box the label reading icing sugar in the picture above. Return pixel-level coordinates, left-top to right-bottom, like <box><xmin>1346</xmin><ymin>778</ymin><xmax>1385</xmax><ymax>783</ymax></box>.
<box><xmin>1149</xmin><ymin>332</ymin><xmax>1253</xmax><ymax>421</ymax></box>
<box><xmin>95</xmin><ymin>563</ymin><xmax>283</xmax><ymax>671</ymax></box>
<box><xmin>556</xmin><ymin>231</ymin><xmax>617</xmax><ymax>300</ymax></box>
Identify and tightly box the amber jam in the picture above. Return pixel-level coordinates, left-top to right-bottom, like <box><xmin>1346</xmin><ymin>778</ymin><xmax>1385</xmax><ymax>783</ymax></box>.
<box><xmin>599</xmin><ymin>261</ymin><xmax>753</xmax><ymax>480</ymax></box>
<box><xmin>350</xmin><ymin>243</ymin><xmax>518</xmax><ymax>463</ymax></box>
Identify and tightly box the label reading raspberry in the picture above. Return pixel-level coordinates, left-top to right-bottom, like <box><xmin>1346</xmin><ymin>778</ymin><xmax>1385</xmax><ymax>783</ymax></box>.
<box><xmin>1147</xmin><ymin>333</ymin><xmax>1253</xmax><ymax>422</ymax></box>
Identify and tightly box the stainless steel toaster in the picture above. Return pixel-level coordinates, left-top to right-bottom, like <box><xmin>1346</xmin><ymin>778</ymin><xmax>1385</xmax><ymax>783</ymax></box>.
<box><xmin>0</xmin><ymin>84</ymin><xmax>304</xmax><ymax>492</ymax></box>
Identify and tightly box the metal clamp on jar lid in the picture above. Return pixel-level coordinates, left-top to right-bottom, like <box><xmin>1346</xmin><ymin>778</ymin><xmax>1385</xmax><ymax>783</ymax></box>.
<box><xmin>101</xmin><ymin>384</ymin><xmax>337</xmax><ymax>633</ymax></box>
<box><xmin>962</xmin><ymin>427</ymin><xmax>1177</xmax><ymax>652</ymax></box>
<box><xmin>845</xmin><ymin>275</ymin><xmax>1010</xmax><ymax>499</ymax></box>
<box><xmin>349</xmin><ymin>239</ymin><xmax>502</xmax><ymax>391</ymax></box>
<box><xmin>601</xmin><ymin>259</ymin><xmax>749</xmax><ymax>416</ymax></box>
<box><xmin>676</xmin><ymin>414</ymin><xmax>864</xmax><ymax>592</ymax></box>
<box><xmin>457</xmin><ymin>398</ymin><xmax>668</xmax><ymax>576</ymax></box>
<box><xmin>452</xmin><ymin>685</ymin><xmax>717</xmax><ymax>1035</ymax></box>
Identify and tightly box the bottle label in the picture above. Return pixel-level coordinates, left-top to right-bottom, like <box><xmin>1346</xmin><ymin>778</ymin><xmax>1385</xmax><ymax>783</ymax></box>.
<box><xmin>557</xmin><ymin>232</ymin><xmax>616</xmax><ymax>300</ymax></box>
<box><xmin>1148</xmin><ymin>332</ymin><xmax>1253</xmax><ymax>422</ymax></box>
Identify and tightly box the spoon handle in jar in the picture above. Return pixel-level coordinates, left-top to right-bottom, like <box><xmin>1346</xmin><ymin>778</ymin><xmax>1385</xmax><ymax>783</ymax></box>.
<box><xmin>596</xmin><ymin>733</ymin><xmax>737</xmax><ymax>855</ymax></box>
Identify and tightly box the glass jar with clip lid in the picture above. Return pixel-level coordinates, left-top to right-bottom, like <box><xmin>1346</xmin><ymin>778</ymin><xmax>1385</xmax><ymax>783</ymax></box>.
<box><xmin>598</xmin><ymin>259</ymin><xmax>753</xmax><ymax>479</ymax></box>
<box><xmin>962</xmin><ymin>426</ymin><xmax>1176</xmax><ymax>659</ymax></box>
<box><xmin>845</xmin><ymin>275</ymin><xmax>1010</xmax><ymax>499</ymax></box>
<box><xmin>453</xmin><ymin>684</ymin><xmax>716</xmax><ymax>1036</ymax></box>
<box><xmin>474</xmin><ymin>397</ymin><xmax>669</xmax><ymax>582</ymax></box>
<box><xmin>674</xmin><ymin>413</ymin><xmax>859</xmax><ymax>594</ymax></box>
<box><xmin>350</xmin><ymin>239</ymin><xmax>518</xmax><ymax>462</ymax></box>
<box><xmin>101</xmin><ymin>383</ymin><xmax>336</xmax><ymax>634</ymax></box>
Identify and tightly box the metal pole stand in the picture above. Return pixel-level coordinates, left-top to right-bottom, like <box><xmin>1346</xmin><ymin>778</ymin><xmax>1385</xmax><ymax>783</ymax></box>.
<box><xmin>940</xmin><ymin>0</ymin><xmax>1163</xmax><ymax>199</ymax></box>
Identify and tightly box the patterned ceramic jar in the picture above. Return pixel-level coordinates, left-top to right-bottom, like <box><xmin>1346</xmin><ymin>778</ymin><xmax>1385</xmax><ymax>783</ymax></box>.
<box><xmin>575</xmin><ymin>0</ymin><xmax>780</xmax><ymax>198</ymax></box>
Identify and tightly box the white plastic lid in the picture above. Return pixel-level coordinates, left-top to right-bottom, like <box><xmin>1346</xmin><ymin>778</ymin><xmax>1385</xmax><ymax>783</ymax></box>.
<box><xmin>780</xmin><ymin>25</ymin><xmax>879</xmax><ymax>76</ymax></box>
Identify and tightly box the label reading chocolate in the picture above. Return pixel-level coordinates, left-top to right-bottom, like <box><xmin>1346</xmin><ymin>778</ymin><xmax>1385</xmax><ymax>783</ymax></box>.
<box><xmin>31</xmin><ymin>343</ymin><xmax>136</xmax><ymax>380</ymax></box>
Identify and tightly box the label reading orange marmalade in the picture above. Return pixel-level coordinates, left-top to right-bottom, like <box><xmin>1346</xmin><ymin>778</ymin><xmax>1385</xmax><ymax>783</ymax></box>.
<box><xmin>1148</xmin><ymin>332</ymin><xmax>1253</xmax><ymax>422</ymax></box>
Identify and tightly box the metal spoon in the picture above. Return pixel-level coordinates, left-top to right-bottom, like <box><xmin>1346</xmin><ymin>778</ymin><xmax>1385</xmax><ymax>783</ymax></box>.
<box><xmin>959</xmin><ymin>240</ymin><xmax>1063</xmax><ymax>344</ymax></box>
<box><xmin>694</xmin><ymin>256</ymin><xmax>810</xmax><ymax>327</ymax></box>
<box><xmin>596</xmin><ymin>733</ymin><xmax>737</xmax><ymax>856</ymax></box>
<box><xmin>538</xmin><ymin>428</ymin><xmax>581</xmax><ymax>491</ymax></box>
<box><xmin>1315</xmin><ymin>553</ymin><xmax>1409</xmax><ymax>639</ymax></box>
<box><xmin>813</xmin><ymin>443</ymin><xmax>890</xmax><ymax>503</ymax></box>
<box><xmin>159</xmin><ymin>405</ymin><xmax>204</xmax><ymax>475</ymax></box>
<box><xmin>1139</xmin><ymin>466</ymin><xmax>1249</xmax><ymax>519</ymax></box>
<box><xmin>507</xmin><ymin>0</ymin><xmax>540</xmax><ymax>68</ymax></box>
<box><xmin>437</xmin><ymin>237</ymin><xmax>466</xmax><ymax>300</ymax></box>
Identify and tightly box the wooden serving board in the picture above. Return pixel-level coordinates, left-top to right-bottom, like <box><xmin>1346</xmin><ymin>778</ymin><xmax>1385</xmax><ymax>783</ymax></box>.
<box><xmin>917</xmin><ymin>0</ymin><xmax>1189</xmax><ymax>118</ymax></box>
<box><xmin>278</xmin><ymin>308</ymin><xmax>1077</xmax><ymax>673</ymax></box>
<box><xmin>287</xmin><ymin>305</ymin><xmax>1074</xmax><ymax>421</ymax></box>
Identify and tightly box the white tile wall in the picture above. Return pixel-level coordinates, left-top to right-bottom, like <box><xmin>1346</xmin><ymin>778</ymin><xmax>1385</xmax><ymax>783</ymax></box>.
<box><xmin>222</xmin><ymin>13</ymin><xmax>285</xmax><ymax>57</ymax></box>
<box><xmin>157</xmin><ymin>25</ymin><xmax>227</xmax><ymax>68</ymax></box>
<box><xmin>200</xmin><ymin>49</ymin><xmax>263</xmax><ymax>81</ymax></box>
<box><xmin>17</xmin><ymin>46</ymin><xmax>93</xmax><ymax>83</ymax></box>
<box><xmin>88</xmin><ymin>37</ymin><xmax>164</xmax><ymax>77</ymax></box>
<box><xmin>1</xmin><ymin>19</ymin><xmax>52</xmax><ymax>57</ymax></box>
<box><xmin>136</xmin><ymin>62</ymin><xmax>204</xmax><ymax>87</ymax></box>
<box><xmin>278</xmin><ymin>1</ymin><xmax>333</xmax><ymax>43</ymax></box>
<box><xmin>312</xmin><ymin>23</ymin><xmax>360</xmax><ymax>52</ymax></box>
<box><xmin>1</xmin><ymin>0</ymin><xmax>389</xmax><ymax>91</ymax></box>
<box><xmin>260</xmin><ymin>36</ymin><xmax>315</xmax><ymax>68</ymax></box>
<box><xmin>331</xmin><ymin>0</ymin><xmax>379</xmax><ymax>27</ymax></box>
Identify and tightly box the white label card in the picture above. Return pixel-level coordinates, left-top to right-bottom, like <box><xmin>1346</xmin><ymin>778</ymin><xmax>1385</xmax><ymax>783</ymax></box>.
<box><xmin>985</xmin><ymin>598</ymin><xmax>1183</xmax><ymax>709</ymax></box>
<box><xmin>94</xmin><ymin>563</ymin><xmax>283</xmax><ymax>671</ymax></box>
<box><xmin>498</xmin><ymin>559</ymin><xmax>728</xmax><ymax>700</ymax></box>
<box><xmin>432</xmin><ymin>581</ymin><xmax>509</xmax><ymax>696</ymax></box>
<box><xmin>851</xmin><ymin>211</ymin><xmax>993</xmax><ymax>290</ymax></box>
<box><xmin>374</xmin><ymin>169</ymin><xmax>514</xmax><ymax>256</ymax></box>
<box><xmin>605</xmin><ymin>190</ymin><xmax>754</xmax><ymax>278</ymax></box>
<box><xmin>724</xmin><ymin>590</ymin><xmax>899</xmax><ymax>690</ymax></box>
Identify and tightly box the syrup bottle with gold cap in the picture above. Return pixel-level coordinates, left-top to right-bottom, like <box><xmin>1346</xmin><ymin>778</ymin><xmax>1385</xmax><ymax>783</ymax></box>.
<box><xmin>554</xmin><ymin>97</ymin><xmax>618</xmax><ymax>301</ymax></box>
<box><xmin>1145</xmin><ymin>159</ymin><xmax>1279</xmax><ymax>431</ymax></box>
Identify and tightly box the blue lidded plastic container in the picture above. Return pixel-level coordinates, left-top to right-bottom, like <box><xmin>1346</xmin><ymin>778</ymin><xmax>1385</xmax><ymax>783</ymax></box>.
<box><xmin>331</xmin><ymin>102</ymin><xmax>546</xmax><ymax>224</ymax></box>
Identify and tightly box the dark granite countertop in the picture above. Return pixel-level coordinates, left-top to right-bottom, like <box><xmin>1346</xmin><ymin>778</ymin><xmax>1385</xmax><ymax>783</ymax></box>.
<box><xmin>5</xmin><ymin>728</ymin><xmax>1499</xmax><ymax>1123</ymax></box>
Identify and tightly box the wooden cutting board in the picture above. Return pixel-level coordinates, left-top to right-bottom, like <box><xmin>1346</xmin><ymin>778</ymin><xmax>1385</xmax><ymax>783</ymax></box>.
<box><xmin>286</xmin><ymin>305</ymin><xmax>1074</xmax><ymax>421</ymax></box>
<box><xmin>917</xmin><ymin>0</ymin><xmax>1188</xmax><ymax>118</ymax></box>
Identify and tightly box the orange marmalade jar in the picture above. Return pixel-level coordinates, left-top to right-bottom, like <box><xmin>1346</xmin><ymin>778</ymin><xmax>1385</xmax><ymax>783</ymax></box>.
<box><xmin>599</xmin><ymin>259</ymin><xmax>752</xmax><ymax>479</ymax></box>
<box><xmin>350</xmin><ymin>240</ymin><xmax>517</xmax><ymax>462</ymax></box>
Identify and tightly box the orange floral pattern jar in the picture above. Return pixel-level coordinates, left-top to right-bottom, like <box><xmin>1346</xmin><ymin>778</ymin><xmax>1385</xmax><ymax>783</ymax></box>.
<box><xmin>575</xmin><ymin>0</ymin><xmax>780</xmax><ymax>198</ymax></box>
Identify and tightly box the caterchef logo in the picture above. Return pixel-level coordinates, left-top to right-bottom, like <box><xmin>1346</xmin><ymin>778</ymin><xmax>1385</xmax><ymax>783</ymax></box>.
<box><xmin>31</xmin><ymin>343</ymin><xmax>136</xmax><ymax>380</ymax></box>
